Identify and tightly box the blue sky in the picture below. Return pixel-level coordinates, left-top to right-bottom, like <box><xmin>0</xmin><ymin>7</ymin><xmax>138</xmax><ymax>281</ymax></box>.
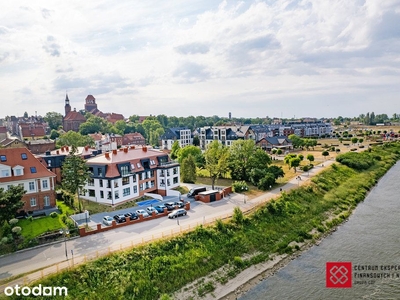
<box><xmin>1</xmin><ymin>0</ymin><xmax>399</xmax><ymax>119</ymax></box>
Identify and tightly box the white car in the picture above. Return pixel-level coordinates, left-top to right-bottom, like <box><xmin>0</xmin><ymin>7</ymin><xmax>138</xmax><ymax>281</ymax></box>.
<box><xmin>103</xmin><ymin>216</ymin><xmax>114</xmax><ymax>226</ymax></box>
<box><xmin>146</xmin><ymin>206</ymin><xmax>159</xmax><ymax>215</ymax></box>
<box><xmin>136</xmin><ymin>209</ymin><xmax>150</xmax><ymax>218</ymax></box>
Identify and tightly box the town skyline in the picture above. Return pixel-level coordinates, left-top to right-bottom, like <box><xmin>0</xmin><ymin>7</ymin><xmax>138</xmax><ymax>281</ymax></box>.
<box><xmin>1</xmin><ymin>1</ymin><xmax>399</xmax><ymax>118</ymax></box>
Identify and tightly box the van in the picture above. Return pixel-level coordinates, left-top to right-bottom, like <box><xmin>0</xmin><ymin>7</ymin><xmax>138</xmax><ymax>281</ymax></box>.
<box><xmin>187</xmin><ymin>187</ymin><xmax>206</xmax><ymax>198</ymax></box>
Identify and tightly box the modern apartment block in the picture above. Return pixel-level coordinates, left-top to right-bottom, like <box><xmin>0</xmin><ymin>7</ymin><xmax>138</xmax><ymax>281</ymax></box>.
<box><xmin>160</xmin><ymin>127</ymin><xmax>192</xmax><ymax>150</ymax></box>
<box><xmin>81</xmin><ymin>146</ymin><xmax>180</xmax><ymax>205</ymax></box>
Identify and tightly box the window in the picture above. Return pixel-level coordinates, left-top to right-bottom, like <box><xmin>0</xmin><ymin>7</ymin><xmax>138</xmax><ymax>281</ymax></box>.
<box><xmin>160</xmin><ymin>179</ymin><xmax>165</xmax><ymax>186</ymax></box>
<box><xmin>150</xmin><ymin>170</ymin><xmax>154</xmax><ymax>177</ymax></box>
<box><xmin>173</xmin><ymin>177</ymin><xmax>178</xmax><ymax>184</ymax></box>
<box><xmin>167</xmin><ymin>170</ymin><xmax>170</xmax><ymax>176</ymax></box>
<box><xmin>21</xmin><ymin>153</ymin><xmax>28</xmax><ymax>160</ymax></box>
<box><xmin>30</xmin><ymin>198</ymin><xmax>37</xmax><ymax>207</ymax></box>
<box><xmin>139</xmin><ymin>173</ymin><xmax>144</xmax><ymax>181</ymax></box>
<box><xmin>120</xmin><ymin>165</ymin><xmax>129</xmax><ymax>176</ymax></box>
<box><xmin>137</xmin><ymin>163</ymin><xmax>141</xmax><ymax>168</ymax></box>
<box><xmin>30</xmin><ymin>167</ymin><xmax>37</xmax><ymax>173</ymax></box>
<box><xmin>47</xmin><ymin>160</ymin><xmax>51</xmax><ymax>167</ymax></box>
<box><xmin>173</xmin><ymin>168</ymin><xmax>177</xmax><ymax>175</ymax></box>
<box><xmin>98</xmin><ymin>167</ymin><xmax>103</xmax><ymax>177</ymax></box>
<box><xmin>89</xmin><ymin>189</ymin><xmax>95</xmax><ymax>197</ymax></box>
<box><xmin>44</xmin><ymin>196</ymin><xmax>50</xmax><ymax>207</ymax></box>
<box><xmin>130</xmin><ymin>163</ymin><xmax>135</xmax><ymax>170</ymax></box>
<box><xmin>133</xmin><ymin>186</ymin><xmax>137</xmax><ymax>193</ymax></box>
<box><xmin>122</xmin><ymin>177</ymin><xmax>129</xmax><ymax>185</ymax></box>
<box><xmin>99</xmin><ymin>179</ymin><xmax>103</xmax><ymax>187</ymax></box>
<box><xmin>1</xmin><ymin>170</ymin><xmax>10</xmax><ymax>177</ymax></box>
<box><xmin>29</xmin><ymin>182</ymin><xmax>35</xmax><ymax>191</ymax></box>
<box><xmin>100</xmin><ymin>191</ymin><xmax>104</xmax><ymax>199</ymax></box>
<box><xmin>15</xmin><ymin>169</ymin><xmax>22</xmax><ymax>176</ymax></box>
<box><xmin>132</xmin><ymin>175</ymin><xmax>136</xmax><ymax>183</ymax></box>
<box><xmin>107</xmin><ymin>192</ymin><xmax>112</xmax><ymax>200</ymax></box>
<box><xmin>114</xmin><ymin>181</ymin><xmax>119</xmax><ymax>188</ymax></box>
<box><xmin>139</xmin><ymin>183</ymin><xmax>144</xmax><ymax>191</ymax></box>
<box><xmin>160</xmin><ymin>170</ymin><xmax>165</xmax><ymax>177</ymax></box>
<box><xmin>123</xmin><ymin>187</ymin><xmax>130</xmax><ymax>197</ymax></box>
<box><xmin>115</xmin><ymin>191</ymin><xmax>119</xmax><ymax>199</ymax></box>
<box><xmin>88</xmin><ymin>178</ymin><xmax>94</xmax><ymax>186</ymax></box>
<box><xmin>0</xmin><ymin>155</ymin><xmax>6</xmax><ymax>162</ymax></box>
<box><xmin>42</xmin><ymin>179</ymin><xmax>48</xmax><ymax>189</ymax></box>
<box><xmin>167</xmin><ymin>179</ymin><xmax>170</xmax><ymax>186</ymax></box>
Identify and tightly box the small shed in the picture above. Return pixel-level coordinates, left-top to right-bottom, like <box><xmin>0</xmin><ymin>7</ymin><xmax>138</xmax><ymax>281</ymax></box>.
<box><xmin>196</xmin><ymin>190</ymin><xmax>222</xmax><ymax>203</ymax></box>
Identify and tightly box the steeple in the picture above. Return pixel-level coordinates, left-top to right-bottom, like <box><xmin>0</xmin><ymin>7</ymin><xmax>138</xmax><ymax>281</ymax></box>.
<box><xmin>65</xmin><ymin>93</ymin><xmax>71</xmax><ymax>116</ymax></box>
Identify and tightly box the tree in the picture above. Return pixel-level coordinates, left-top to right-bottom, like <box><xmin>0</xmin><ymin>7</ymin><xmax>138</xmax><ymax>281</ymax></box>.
<box><xmin>351</xmin><ymin>137</ymin><xmax>358</xmax><ymax>144</ymax></box>
<box><xmin>177</xmin><ymin>145</ymin><xmax>203</xmax><ymax>167</ymax></box>
<box><xmin>306</xmin><ymin>154</ymin><xmax>315</xmax><ymax>165</ymax></box>
<box><xmin>170</xmin><ymin>141</ymin><xmax>180</xmax><ymax>160</ymax></box>
<box><xmin>141</xmin><ymin>118</ymin><xmax>164</xmax><ymax>145</ymax></box>
<box><xmin>61</xmin><ymin>146</ymin><xmax>90</xmax><ymax>212</ymax></box>
<box><xmin>288</xmin><ymin>134</ymin><xmax>303</xmax><ymax>148</ymax></box>
<box><xmin>57</xmin><ymin>131</ymin><xmax>94</xmax><ymax>147</ymax></box>
<box><xmin>276</xmin><ymin>149</ymin><xmax>283</xmax><ymax>155</ymax></box>
<box><xmin>113</xmin><ymin>120</ymin><xmax>127</xmax><ymax>135</ymax></box>
<box><xmin>44</xmin><ymin>112</ymin><xmax>63</xmax><ymax>130</ymax></box>
<box><xmin>79</xmin><ymin>116</ymin><xmax>112</xmax><ymax>135</ymax></box>
<box><xmin>204</xmin><ymin>140</ymin><xmax>229</xmax><ymax>189</ymax></box>
<box><xmin>49</xmin><ymin>129</ymin><xmax>60</xmax><ymax>140</ymax></box>
<box><xmin>0</xmin><ymin>185</ymin><xmax>25</xmax><ymax>224</ymax></box>
<box><xmin>181</xmin><ymin>155</ymin><xmax>197</xmax><ymax>183</ymax></box>
<box><xmin>322</xmin><ymin>150</ymin><xmax>330</xmax><ymax>160</ymax></box>
<box><xmin>193</xmin><ymin>136</ymin><xmax>200</xmax><ymax>147</ymax></box>
<box><xmin>289</xmin><ymin>157</ymin><xmax>301</xmax><ymax>173</ymax></box>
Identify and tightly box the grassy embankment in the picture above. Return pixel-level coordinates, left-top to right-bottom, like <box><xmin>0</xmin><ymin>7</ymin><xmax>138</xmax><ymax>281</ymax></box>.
<box><xmin>12</xmin><ymin>142</ymin><xmax>400</xmax><ymax>300</ymax></box>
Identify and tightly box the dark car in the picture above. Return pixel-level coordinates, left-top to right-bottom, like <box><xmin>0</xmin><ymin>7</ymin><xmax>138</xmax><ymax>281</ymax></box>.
<box><xmin>113</xmin><ymin>214</ymin><xmax>126</xmax><ymax>223</ymax></box>
<box><xmin>164</xmin><ymin>202</ymin><xmax>176</xmax><ymax>211</ymax></box>
<box><xmin>154</xmin><ymin>205</ymin><xmax>166</xmax><ymax>213</ymax></box>
<box><xmin>124</xmin><ymin>212</ymin><xmax>139</xmax><ymax>220</ymax></box>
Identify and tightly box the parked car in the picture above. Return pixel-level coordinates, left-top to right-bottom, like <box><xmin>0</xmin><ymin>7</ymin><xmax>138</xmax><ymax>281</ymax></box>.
<box><xmin>103</xmin><ymin>216</ymin><xmax>114</xmax><ymax>226</ymax></box>
<box><xmin>136</xmin><ymin>209</ymin><xmax>150</xmax><ymax>218</ymax></box>
<box><xmin>113</xmin><ymin>214</ymin><xmax>126</xmax><ymax>223</ymax></box>
<box><xmin>154</xmin><ymin>205</ymin><xmax>166</xmax><ymax>213</ymax></box>
<box><xmin>124</xmin><ymin>212</ymin><xmax>139</xmax><ymax>220</ymax></box>
<box><xmin>164</xmin><ymin>202</ymin><xmax>176</xmax><ymax>211</ymax></box>
<box><xmin>168</xmin><ymin>209</ymin><xmax>187</xmax><ymax>219</ymax></box>
<box><xmin>174</xmin><ymin>201</ymin><xmax>185</xmax><ymax>208</ymax></box>
<box><xmin>146</xmin><ymin>206</ymin><xmax>159</xmax><ymax>215</ymax></box>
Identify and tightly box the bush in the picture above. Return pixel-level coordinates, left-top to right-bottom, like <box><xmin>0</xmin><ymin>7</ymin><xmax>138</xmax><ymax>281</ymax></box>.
<box><xmin>12</xmin><ymin>226</ymin><xmax>22</xmax><ymax>235</ymax></box>
<box><xmin>232</xmin><ymin>181</ymin><xmax>248</xmax><ymax>192</ymax></box>
<box><xmin>50</xmin><ymin>212</ymin><xmax>58</xmax><ymax>218</ymax></box>
<box><xmin>9</xmin><ymin>219</ymin><xmax>19</xmax><ymax>226</ymax></box>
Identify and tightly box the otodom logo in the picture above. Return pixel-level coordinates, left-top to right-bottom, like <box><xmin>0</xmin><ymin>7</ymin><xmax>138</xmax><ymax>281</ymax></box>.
<box><xmin>326</xmin><ymin>262</ymin><xmax>352</xmax><ymax>288</ymax></box>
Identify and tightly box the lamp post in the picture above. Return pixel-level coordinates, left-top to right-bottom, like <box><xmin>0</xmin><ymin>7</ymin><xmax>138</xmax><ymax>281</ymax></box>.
<box><xmin>59</xmin><ymin>228</ymin><xmax>69</xmax><ymax>260</ymax></box>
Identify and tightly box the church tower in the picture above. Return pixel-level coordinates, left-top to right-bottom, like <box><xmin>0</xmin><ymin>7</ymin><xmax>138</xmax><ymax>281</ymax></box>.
<box><xmin>65</xmin><ymin>93</ymin><xmax>71</xmax><ymax>116</ymax></box>
<box><xmin>85</xmin><ymin>95</ymin><xmax>98</xmax><ymax>113</ymax></box>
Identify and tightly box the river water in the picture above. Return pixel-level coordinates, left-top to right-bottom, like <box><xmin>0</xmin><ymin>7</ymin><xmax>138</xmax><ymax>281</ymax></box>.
<box><xmin>240</xmin><ymin>162</ymin><xmax>400</xmax><ymax>300</ymax></box>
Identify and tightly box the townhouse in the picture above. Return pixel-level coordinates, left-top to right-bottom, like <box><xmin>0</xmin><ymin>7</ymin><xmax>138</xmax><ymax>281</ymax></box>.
<box><xmin>0</xmin><ymin>148</ymin><xmax>57</xmax><ymax>213</ymax></box>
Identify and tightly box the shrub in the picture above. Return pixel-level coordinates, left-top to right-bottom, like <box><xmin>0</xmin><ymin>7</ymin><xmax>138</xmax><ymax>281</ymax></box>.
<box><xmin>12</xmin><ymin>226</ymin><xmax>22</xmax><ymax>235</ymax></box>
<box><xmin>9</xmin><ymin>219</ymin><xmax>19</xmax><ymax>226</ymax></box>
<box><xmin>232</xmin><ymin>181</ymin><xmax>248</xmax><ymax>192</ymax></box>
<box><xmin>50</xmin><ymin>212</ymin><xmax>58</xmax><ymax>218</ymax></box>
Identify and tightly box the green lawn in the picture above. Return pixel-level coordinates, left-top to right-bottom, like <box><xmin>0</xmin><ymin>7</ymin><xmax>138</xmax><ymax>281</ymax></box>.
<box><xmin>19</xmin><ymin>216</ymin><xmax>64</xmax><ymax>240</ymax></box>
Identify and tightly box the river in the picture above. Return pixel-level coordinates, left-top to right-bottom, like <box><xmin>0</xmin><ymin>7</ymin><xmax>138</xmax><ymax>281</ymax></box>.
<box><xmin>239</xmin><ymin>162</ymin><xmax>400</xmax><ymax>300</ymax></box>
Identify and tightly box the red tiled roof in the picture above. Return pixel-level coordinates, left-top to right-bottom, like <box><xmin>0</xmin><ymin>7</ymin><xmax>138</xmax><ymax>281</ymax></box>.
<box><xmin>86</xmin><ymin>95</ymin><xmax>96</xmax><ymax>101</ymax></box>
<box><xmin>0</xmin><ymin>148</ymin><xmax>56</xmax><ymax>183</ymax></box>
<box><xmin>21</xmin><ymin>127</ymin><xmax>46</xmax><ymax>138</ymax></box>
<box><xmin>88</xmin><ymin>133</ymin><xmax>103</xmax><ymax>141</ymax></box>
<box><xmin>64</xmin><ymin>111</ymin><xmax>86</xmax><ymax>121</ymax></box>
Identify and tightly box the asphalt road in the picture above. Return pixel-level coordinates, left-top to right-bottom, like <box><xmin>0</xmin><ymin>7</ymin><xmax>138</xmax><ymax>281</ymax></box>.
<box><xmin>0</xmin><ymin>159</ymin><xmax>335</xmax><ymax>284</ymax></box>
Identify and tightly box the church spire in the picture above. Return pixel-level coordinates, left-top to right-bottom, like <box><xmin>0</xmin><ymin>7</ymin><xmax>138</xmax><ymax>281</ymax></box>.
<box><xmin>65</xmin><ymin>92</ymin><xmax>71</xmax><ymax>116</ymax></box>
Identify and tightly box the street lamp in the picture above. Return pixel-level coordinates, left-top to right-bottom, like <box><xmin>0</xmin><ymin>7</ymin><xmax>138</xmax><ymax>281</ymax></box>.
<box><xmin>59</xmin><ymin>228</ymin><xmax>69</xmax><ymax>260</ymax></box>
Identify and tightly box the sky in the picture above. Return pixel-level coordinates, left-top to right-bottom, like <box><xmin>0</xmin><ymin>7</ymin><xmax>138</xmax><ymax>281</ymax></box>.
<box><xmin>1</xmin><ymin>0</ymin><xmax>399</xmax><ymax>120</ymax></box>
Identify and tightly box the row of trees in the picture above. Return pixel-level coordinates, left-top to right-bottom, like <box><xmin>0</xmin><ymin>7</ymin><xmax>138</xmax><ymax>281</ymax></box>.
<box><xmin>175</xmin><ymin>140</ymin><xmax>285</xmax><ymax>191</ymax></box>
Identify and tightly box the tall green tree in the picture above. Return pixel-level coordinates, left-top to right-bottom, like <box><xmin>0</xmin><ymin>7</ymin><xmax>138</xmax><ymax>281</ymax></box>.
<box><xmin>193</xmin><ymin>136</ymin><xmax>200</xmax><ymax>147</ymax></box>
<box><xmin>288</xmin><ymin>134</ymin><xmax>303</xmax><ymax>148</ymax></box>
<box><xmin>142</xmin><ymin>118</ymin><xmax>164</xmax><ymax>145</ymax></box>
<box><xmin>0</xmin><ymin>185</ymin><xmax>25</xmax><ymax>224</ymax></box>
<box><xmin>61</xmin><ymin>146</ymin><xmax>90</xmax><ymax>212</ymax></box>
<box><xmin>44</xmin><ymin>112</ymin><xmax>63</xmax><ymax>130</ymax></box>
<box><xmin>306</xmin><ymin>154</ymin><xmax>315</xmax><ymax>165</ymax></box>
<box><xmin>181</xmin><ymin>155</ymin><xmax>197</xmax><ymax>183</ymax></box>
<box><xmin>57</xmin><ymin>131</ymin><xmax>94</xmax><ymax>147</ymax></box>
<box><xmin>204</xmin><ymin>140</ymin><xmax>229</xmax><ymax>189</ymax></box>
<box><xmin>177</xmin><ymin>145</ymin><xmax>203</xmax><ymax>166</ymax></box>
<box><xmin>170</xmin><ymin>141</ymin><xmax>180</xmax><ymax>159</ymax></box>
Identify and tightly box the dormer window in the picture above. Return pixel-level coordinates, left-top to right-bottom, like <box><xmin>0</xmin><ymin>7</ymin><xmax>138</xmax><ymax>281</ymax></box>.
<box><xmin>0</xmin><ymin>155</ymin><xmax>6</xmax><ymax>162</ymax></box>
<box><xmin>137</xmin><ymin>163</ymin><xmax>141</xmax><ymax>168</ymax></box>
<box><xmin>30</xmin><ymin>167</ymin><xmax>37</xmax><ymax>173</ymax></box>
<box><xmin>21</xmin><ymin>153</ymin><xmax>28</xmax><ymax>160</ymax></box>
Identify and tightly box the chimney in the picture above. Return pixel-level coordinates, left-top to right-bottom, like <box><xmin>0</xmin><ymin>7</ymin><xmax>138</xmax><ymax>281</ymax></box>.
<box><xmin>112</xmin><ymin>149</ymin><xmax>117</xmax><ymax>155</ymax></box>
<box><xmin>66</xmin><ymin>146</ymin><xmax>69</xmax><ymax>151</ymax></box>
<box><xmin>123</xmin><ymin>147</ymin><xmax>128</xmax><ymax>153</ymax></box>
<box><xmin>142</xmin><ymin>146</ymin><xmax>147</xmax><ymax>152</ymax></box>
<box><xmin>85</xmin><ymin>145</ymin><xmax>89</xmax><ymax>151</ymax></box>
<box><xmin>105</xmin><ymin>152</ymin><xmax>110</xmax><ymax>159</ymax></box>
<box><xmin>56</xmin><ymin>150</ymin><xmax>59</xmax><ymax>154</ymax></box>
<box><xmin>130</xmin><ymin>145</ymin><xmax>135</xmax><ymax>149</ymax></box>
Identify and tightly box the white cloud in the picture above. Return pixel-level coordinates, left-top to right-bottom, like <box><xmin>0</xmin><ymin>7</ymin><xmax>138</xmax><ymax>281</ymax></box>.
<box><xmin>0</xmin><ymin>0</ymin><xmax>399</xmax><ymax>118</ymax></box>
